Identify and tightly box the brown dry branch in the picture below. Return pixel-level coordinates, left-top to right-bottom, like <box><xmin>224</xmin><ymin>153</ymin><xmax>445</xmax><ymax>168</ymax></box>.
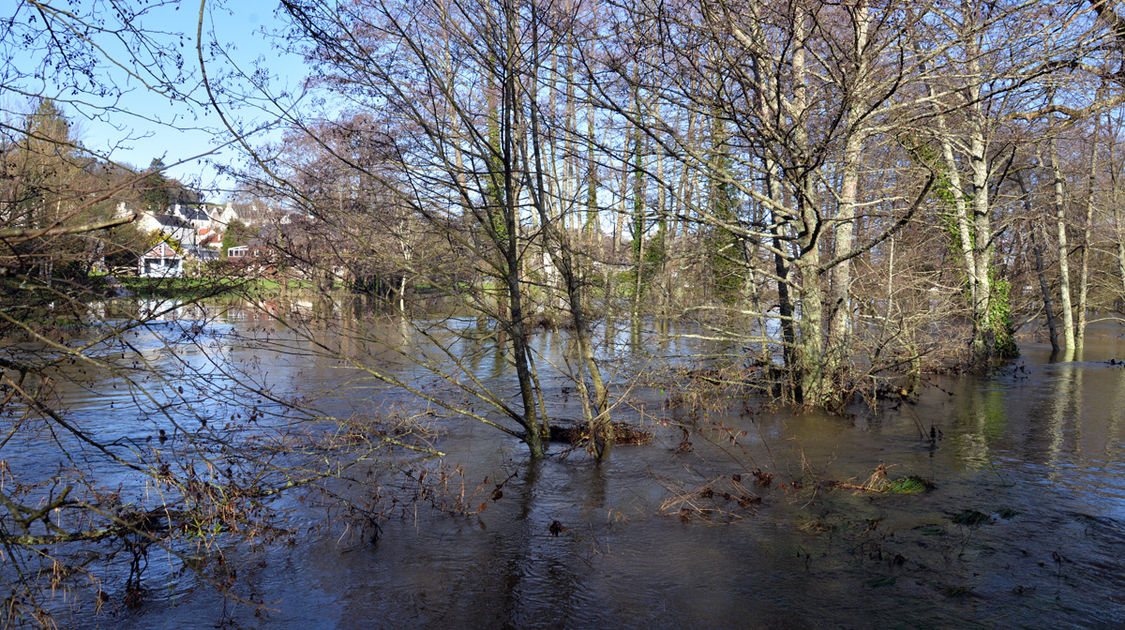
<box><xmin>659</xmin><ymin>474</ymin><xmax>762</xmax><ymax>523</ymax></box>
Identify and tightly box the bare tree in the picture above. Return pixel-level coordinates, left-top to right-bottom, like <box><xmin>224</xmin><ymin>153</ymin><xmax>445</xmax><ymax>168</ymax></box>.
<box><xmin>211</xmin><ymin>0</ymin><xmax>627</xmax><ymax>457</ymax></box>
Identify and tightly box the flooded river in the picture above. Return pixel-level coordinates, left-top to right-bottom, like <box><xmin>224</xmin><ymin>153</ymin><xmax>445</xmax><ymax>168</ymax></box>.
<box><xmin>7</xmin><ymin>303</ymin><xmax>1125</xmax><ymax>628</ymax></box>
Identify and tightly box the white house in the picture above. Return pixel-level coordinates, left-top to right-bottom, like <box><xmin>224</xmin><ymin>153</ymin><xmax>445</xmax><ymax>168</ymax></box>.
<box><xmin>135</xmin><ymin>212</ymin><xmax>195</xmax><ymax>246</ymax></box>
<box><xmin>138</xmin><ymin>243</ymin><xmax>183</xmax><ymax>277</ymax></box>
<box><xmin>209</xmin><ymin>202</ymin><xmax>239</xmax><ymax>227</ymax></box>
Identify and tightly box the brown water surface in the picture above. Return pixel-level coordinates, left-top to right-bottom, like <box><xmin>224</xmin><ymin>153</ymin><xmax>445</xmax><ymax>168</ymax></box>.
<box><xmin>8</xmin><ymin>305</ymin><xmax>1124</xmax><ymax>628</ymax></box>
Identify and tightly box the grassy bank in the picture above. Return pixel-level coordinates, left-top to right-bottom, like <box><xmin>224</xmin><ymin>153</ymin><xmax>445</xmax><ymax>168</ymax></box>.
<box><xmin>119</xmin><ymin>276</ymin><xmax>246</xmax><ymax>299</ymax></box>
<box><xmin>118</xmin><ymin>276</ymin><xmax>317</xmax><ymax>300</ymax></box>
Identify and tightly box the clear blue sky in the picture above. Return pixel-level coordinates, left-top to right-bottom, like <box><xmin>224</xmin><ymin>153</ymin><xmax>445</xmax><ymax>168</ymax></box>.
<box><xmin>3</xmin><ymin>1</ymin><xmax>307</xmax><ymax>202</ymax></box>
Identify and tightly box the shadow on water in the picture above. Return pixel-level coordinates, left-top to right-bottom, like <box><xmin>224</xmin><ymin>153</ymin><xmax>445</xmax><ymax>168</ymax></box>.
<box><xmin>18</xmin><ymin>306</ymin><xmax>1125</xmax><ymax>628</ymax></box>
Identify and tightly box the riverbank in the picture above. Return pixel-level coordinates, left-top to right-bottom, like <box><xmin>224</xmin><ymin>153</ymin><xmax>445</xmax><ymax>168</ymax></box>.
<box><xmin>117</xmin><ymin>276</ymin><xmax>324</xmax><ymax>300</ymax></box>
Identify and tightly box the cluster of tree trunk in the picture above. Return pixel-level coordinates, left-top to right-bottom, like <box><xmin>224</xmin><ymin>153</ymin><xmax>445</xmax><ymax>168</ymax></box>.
<box><xmin>217</xmin><ymin>0</ymin><xmax>1125</xmax><ymax>450</ymax></box>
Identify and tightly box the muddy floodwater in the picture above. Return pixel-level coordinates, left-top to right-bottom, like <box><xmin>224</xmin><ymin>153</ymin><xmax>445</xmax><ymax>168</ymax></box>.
<box><xmin>11</xmin><ymin>305</ymin><xmax>1125</xmax><ymax>628</ymax></box>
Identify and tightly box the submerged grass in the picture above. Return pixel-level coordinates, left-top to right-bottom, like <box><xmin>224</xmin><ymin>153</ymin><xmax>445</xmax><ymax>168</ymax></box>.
<box><xmin>884</xmin><ymin>475</ymin><xmax>935</xmax><ymax>495</ymax></box>
<box><xmin>833</xmin><ymin>464</ymin><xmax>935</xmax><ymax>495</ymax></box>
<box><xmin>951</xmin><ymin>510</ymin><xmax>990</xmax><ymax>526</ymax></box>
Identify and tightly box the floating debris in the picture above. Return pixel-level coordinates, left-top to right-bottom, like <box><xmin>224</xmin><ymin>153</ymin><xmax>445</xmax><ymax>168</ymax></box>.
<box><xmin>751</xmin><ymin>468</ymin><xmax>774</xmax><ymax>487</ymax></box>
<box><xmin>797</xmin><ymin>519</ymin><xmax>836</xmax><ymax>534</ymax></box>
<box><xmin>548</xmin><ymin>421</ymin><xmax>653</xmax><ymax>446</ymax></box>
<box><xmin>832</xmin><ymin>464</ymin><xmax>934</xmax><ymax>495</ymax></box>
<box><xmin>660</xmin><ymin>474</ymin><xmax>762</xmax><ymax>522</ymax></box>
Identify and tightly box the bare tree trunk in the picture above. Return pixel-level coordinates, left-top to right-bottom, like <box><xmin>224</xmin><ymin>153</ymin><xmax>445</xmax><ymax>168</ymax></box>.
<box><xmin>1076</xmin><ymin>97</ymin><xmax>1101</xmax><ymax>351</ymax></box>
<box><xmin>768</xmin><ymin>167</ymin><xmax>796</xmax><ymax>379</ymax></box>
<box><xmin>932</xmin><ymin>86</ymin><xmax>995</xmax><ymax>359</ymax></box>
<box><xmin>1018</xmin><ymin>172</ymin><xmax>1060</xmax><ymax>353</ymax></box>
<box><xmin>1049</xmin><ymin>119</ymin><xmax>1075</xmax><ymax>350</ymax></box>
<box><xmin>585</xmin><ymin>96</ymin><xmax>598</xmax><ymax>233</ymax></box>
<box><xmin>655</xmin><ymin>142</ymin><xmax>668</xmax><ymax>319</ymax></box>
<box><xmin>674</xmin><ymin>144</ymin><xmax>697</xmax><ymax>307</ymax></box>
<box><xmin>630</xmin><ymin>85</ymin><xmax>647</xmax><ymax>326</ymax></box>
<box><xmin>523</xmin><ymin>5</ymin><xmax>612</xmax><ymax>457</ymax></box>
<box><xmin>1113</xmin><ymin>164</ymin><xmax>1125</xmax><ymax>304</ymax></box>
<box><xmin>924</xmin><ymin>5</ymin><xmax>1002</xmax><ymax>361</ymax></box>
<box><xmin>969</xmin><ymin>112</ymin><xmax>995</xmax><ymax>356</ymax></box>
<box><xmin>747</xmin><ymin>17</ymin><xmax>796</xmax><ymax>384</ymax></box>
<box><xmin>564</xmin><ymin>42</ymin><xmax>578</xmax><ymax>232</ymax></box>
<box><xmin>501</xmin><ymin>0</ymin><xmax>543</xmax><ymax>456</ymax></box>
<box><xmin>826</xmin><ymin>3</ymin><xmax>871</xmax><ymax>385</ymax></box>
<box><xmin>610</xmin><ymin>162</ymin><xmax>628</xmax><ymax>304</ymax></box>
<box><xmin>790</xmin><ymin>8</ymin><xmax>827</xmax><ymax>406</ymax></box>
<box><xmin>1117</xmin><ymin>236</ymin><xmax>1125</xmax><ymax>307</ymax></box>
<box><xmin>1111</xmin><ymin>133</ymin><xmax>1125</xmax><ymax>304</ymax></box>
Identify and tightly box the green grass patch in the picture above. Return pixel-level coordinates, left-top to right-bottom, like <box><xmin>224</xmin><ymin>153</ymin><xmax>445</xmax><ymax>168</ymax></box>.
<box><xmin>116</xmin><ymin>276</ymin><xmax>317</xmax><ymax>300</ymax></box>
<box><xmin>884</xmin><ymin>475</ymin><xmax>935</xmax><ymax>495</ymax></box>
<box><xmin>119</xmin><ymin>276</ymin><xmax>245</xmax><ymax>299</ymax></box>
